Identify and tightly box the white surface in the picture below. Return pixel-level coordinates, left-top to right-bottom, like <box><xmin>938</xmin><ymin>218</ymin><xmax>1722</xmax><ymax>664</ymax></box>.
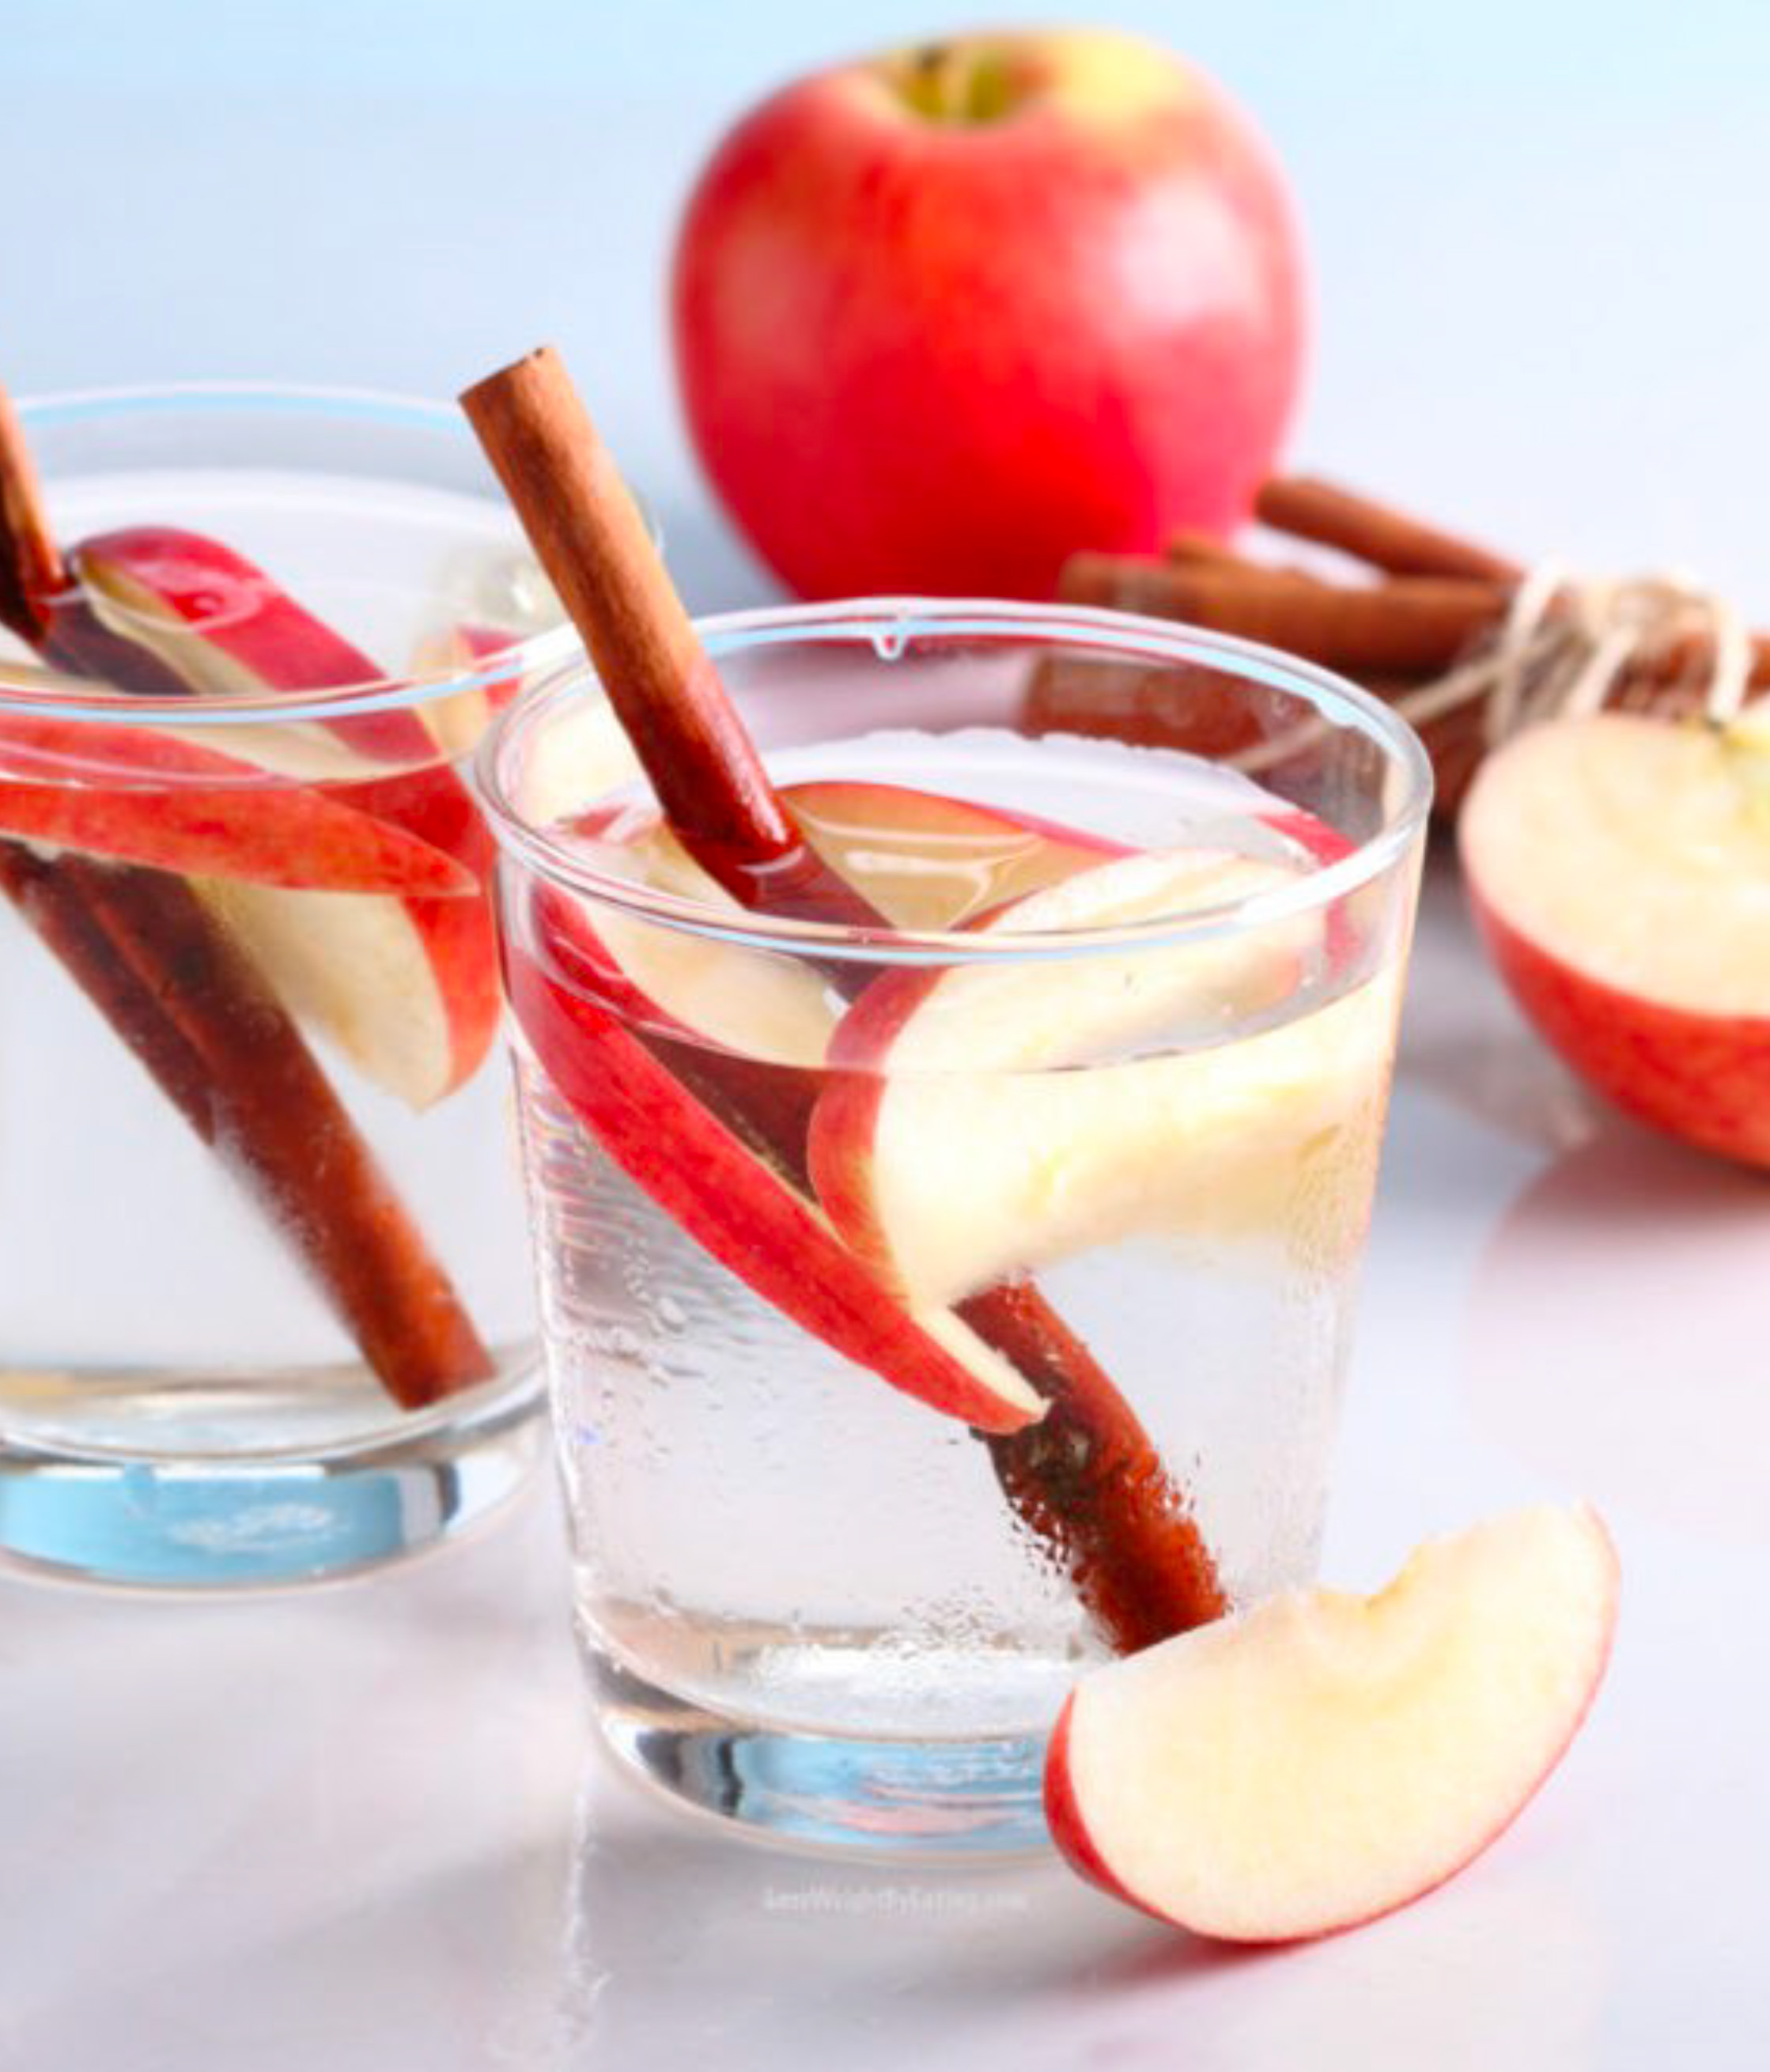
<box><xmin>5</xmin><ymin>7</ymin><xmax>1768</xmax><ymax>2061</ymax></box>
<box><xmin>5</xmin><ymin>858</ymin><xmax>1768</xmax><ymax>2070</ymax></box>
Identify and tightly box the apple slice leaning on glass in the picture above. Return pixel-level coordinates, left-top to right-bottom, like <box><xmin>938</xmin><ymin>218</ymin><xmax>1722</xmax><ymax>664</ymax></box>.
<box><xmin>66</xmin><ymin>527</ymin><xmax>501</xmax><ymax>1107</ymax></box>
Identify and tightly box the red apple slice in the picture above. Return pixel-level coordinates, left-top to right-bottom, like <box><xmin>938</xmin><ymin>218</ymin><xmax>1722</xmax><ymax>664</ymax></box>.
<box><xmin>74</xmin><ymin>527</ymin><xmax>501</xmax><ymax>1106</ymax></box>
<box><xmin>509</xmin><ymin>886</ymin><xmax>1044</xmax><ymax>1434</ymax></box>
<box><xmin>1045</xmin><ymin>1503</ymin><xmax>1619</xmax><ymax>1943</ymax></box>
<box><xmin>411</xmin><ymin>620</ymin><xmax>531</xmax><ymax>762</ymax></box>
<box><xmin>1460</xmin><ymin>712</ymin><xmax>1770</xmax><ymax>1166</ymax></box>
<box><xmin>809</xmin><ymin>846</ymin><xmax>1395</xmax><ymax>1307</ymax></box>
<box><xmin>0</xmin><ymin>716</ymin><xmax>478</xmax><ymax>894</ymax></box>
<box><xmin>556</xmin><ymin>778</ymin><xmax>1121</xmax><ymax>1068</ymax></box>
<box><xmin>788</xmin><ymin>778</ymin><xmax>1121</xmax><ymax>928</ymax></box>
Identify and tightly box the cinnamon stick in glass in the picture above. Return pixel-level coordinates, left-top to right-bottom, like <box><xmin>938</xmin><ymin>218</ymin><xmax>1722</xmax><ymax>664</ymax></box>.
<box><xmin>463</xmin><ymin>344</ymin><xmax>1227</xmax><ymax>1647</ymax></box>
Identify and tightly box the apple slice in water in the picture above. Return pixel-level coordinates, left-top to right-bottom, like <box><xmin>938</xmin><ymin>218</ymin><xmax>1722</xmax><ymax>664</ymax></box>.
<box><xmin>558</xmin><ymin>777</ymin><xmax>1120</xmax><ymax>1064</ymax></box>
<box><xmin>809</xmin><ymin>845</ymin><xmax>1394</xmax><ymax>1309</ymax></box>
<box><xmin>74</xmin><ymin>527</ymin><xmax>502</xmax><ymax>1106</ymax></box>
<box><xmin>502</xmin><ymin>782</ymin><xmax>1122</xmax><ymax>1433</ymax></box>
<box><xmin>509</xmin><ymin>885</ymin><xmax>1045</xmax><ymax>1435</ymax></box>
<box><xmin>1045</xmin><ymin>1504</ymin><xmax>1618</xmax><ymax>1943</ymax></box>
<box><xmin>1461</xmin><ymin>711</ymin><xmax>1770</xmax><ymax>1167</ymax></box>
<box><xmin>0</xmin><ymin>715</ymin><xmax>477</xmax><ymax>895</ymax></box>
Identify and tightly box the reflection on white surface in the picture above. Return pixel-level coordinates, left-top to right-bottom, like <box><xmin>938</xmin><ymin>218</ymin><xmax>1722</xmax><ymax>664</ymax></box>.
<box><xmin>1468</xmin><ymin>1122</ymin><xmax>1770</xmax><ymax>1545</ymax></box>
<box><xmin>562</xmin><ymin>1730</ymin><xmax>1607</xmax><ymax>2072</ymax></box>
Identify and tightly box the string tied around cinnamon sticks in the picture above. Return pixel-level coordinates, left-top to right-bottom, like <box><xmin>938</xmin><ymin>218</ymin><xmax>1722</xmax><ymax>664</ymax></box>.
<box><xmin>1050</xmin><ymin>477</ymin><xmax>1770</xmax><ymax>812</ymax></box>
<box><xmin>1396</xmin><ymin>562</ymin><xmax>1759</xmax><ymax>751</ymax></box>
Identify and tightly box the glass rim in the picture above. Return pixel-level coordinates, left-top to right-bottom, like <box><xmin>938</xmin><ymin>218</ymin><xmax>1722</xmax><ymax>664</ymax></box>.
<box><xmin>0</xmin><ymin>380</ymin><xmax>590</xmax><ymax>726</ymax></box>
<box><xmin>478</xmin><ymin>597</ymin><xmax>1434</xmax><ymax>966</ymax></box>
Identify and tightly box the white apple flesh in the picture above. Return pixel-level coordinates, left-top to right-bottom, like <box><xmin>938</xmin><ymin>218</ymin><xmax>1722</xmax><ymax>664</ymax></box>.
<box><xmin>809</xmin><ymin>847</ymin><xmax>1399</xmax><ymax>1307</ymax></box>
<box><xmin>1459</xmin><ymin>712</ymin><xmax>1770</xmax><ymax>1166</ymax></box>
<box><xmin>1045</xmin><ymin>1503</ymin><xmax>1619</xmax><ymax>1943</ymax></box>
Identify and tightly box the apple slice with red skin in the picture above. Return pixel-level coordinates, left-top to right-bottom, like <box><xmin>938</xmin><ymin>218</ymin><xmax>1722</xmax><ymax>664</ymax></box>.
<box><xmin>71</xmin><ymin>527</ymin><xmax>501</xmax><ymax>1107</ymax></box>
<box><xmin>1044</xmin><ymin>1503</ymin><xmax>1619</xmax><ymax>1943</ymax></box>
<box><xmin>555</xmin><ymin>777</ymin><xmax>1121</xmax><ymax>1066</ymax></box>
<box><xmin>1461</xmin><ymin>712</ymin><xmax>1770</xmax><ymax>1167</ymax></box>
<box><xmin>501</xmin><ymin>780</ymin><xmax>1125</xmax><ymax>1431</ymax></box>
<box><xmin>0</xmin><ymin>714</ymin><xmax>478</xmax><ymax>894</ymax></box>
<box><xmin>411</xmin><ymin>621</ymin><xmax>531</xmax><ymax>762</ymax></box>
<box><xmin>807</xmin><ymin>845</ymin><xmax>1398</xmax><ymax>1308</ymax></box>
<box><xmin>508</xmin><ymin>884</ymin><xmax>1044</xmax><ymax>1435</ymax></box>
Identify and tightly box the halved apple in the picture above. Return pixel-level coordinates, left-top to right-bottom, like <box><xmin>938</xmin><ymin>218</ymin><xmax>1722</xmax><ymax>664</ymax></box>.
<box><xmin>808</xmin><ymin>847</ymin><xmax>1396</xmax><ymax>1308</ymax></box>
<box><xmin>509</xmin><ymin>887</ymin><xmax>1046</xmax><ymax>1435</ymax></box>
<box><xmin>1460</xmin><ymin>712</ymin><xmax>1770</xmax><ymax>1166</ymax></box>
<box><xmin>1045</xmin><ymin>1503</ymin><xmax>1619</xmax><ymax>1942</ymax></box>
<box><xmin>73</xmin><ymin>527</ymin><xmax>502</xmax><ymax>1106</ymax></box>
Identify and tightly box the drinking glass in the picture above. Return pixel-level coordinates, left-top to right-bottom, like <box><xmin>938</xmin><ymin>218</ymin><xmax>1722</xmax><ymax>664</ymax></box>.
<box><xmin>0</xmin><ymin>384</ymin><xmax>581</xmax><ymax>1586</ymax></box>
<box><xmin>481</xmin><ymin>599</ymin><xmax>1431</xmax><ymax>1855</ymax></box>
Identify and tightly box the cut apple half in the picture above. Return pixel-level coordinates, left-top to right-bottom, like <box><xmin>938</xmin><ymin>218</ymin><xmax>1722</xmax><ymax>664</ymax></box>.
<box><xmin>808</xmin><ymin>845</ymin><xmax>1393</xmax><ymax>1307</ymax></box>
<box><xmin>509</xmin><ymin>886</ymin><xmax>1046</xmax><ymax>1434</ymax></box>
<box><xmin>1460</xmin><ymin>712</ymin><xmax>1770</xmax><ymax>1166</ymax></box>
<box><xmin>1045</xmin><ymin>1503</ymin><xmax>1619</xmax><ymax>1943</ymax></box>
<box><xmin>71</xmin><ymin>526</ymin><xmax>503</xmax><ymax>1106</ymax></box>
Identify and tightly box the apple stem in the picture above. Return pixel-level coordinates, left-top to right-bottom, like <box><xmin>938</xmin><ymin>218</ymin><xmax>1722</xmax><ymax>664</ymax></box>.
<box><xmin>894</xmin><ymin>42</ymin><xmax>1020</xmax><ymax>124</ymax></box>
<box><xmin>463</xmin><ymin>345</ymin><xmax>1228</xmax><ymax>1648</ymax></box>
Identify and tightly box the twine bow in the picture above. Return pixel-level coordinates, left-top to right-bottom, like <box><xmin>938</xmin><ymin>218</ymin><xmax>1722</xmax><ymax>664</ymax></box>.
<box><xmin>1395</xmin><ymin>565</ymin><xmax>1758</xmax><ymax>744</ymax></box>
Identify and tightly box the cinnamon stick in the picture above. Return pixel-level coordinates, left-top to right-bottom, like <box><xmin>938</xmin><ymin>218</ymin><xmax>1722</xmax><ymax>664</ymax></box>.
<box><xmin>0</xmin><ymin>379</ymin><xmax>493</xmax><ymax>1408</ymax></box>
<box><xmin>463</xmin><ymin>345</ymin><xmax>1226</xmax><ymax>1646</ymax></box>
<box><xmin>1256</xmin><ymin>475</ymin><xmax>1522</xmax><ymax>584</ymax></box>
<box><xmin>1061</xmin><ymin>553</ymin><xmax>1507</xmax><ymax>677</ymax></box>
<box><xmin>462</xmin><ymin>352</ymin><xmax>872</xmax><ymax>929</ymax></box>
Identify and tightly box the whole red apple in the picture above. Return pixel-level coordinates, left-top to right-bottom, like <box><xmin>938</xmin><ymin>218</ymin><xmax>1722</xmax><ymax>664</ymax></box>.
<box><xmin>671</xmin><ymin>28</ymin><xmax>1306</xmax><ymax>599</ymax></box>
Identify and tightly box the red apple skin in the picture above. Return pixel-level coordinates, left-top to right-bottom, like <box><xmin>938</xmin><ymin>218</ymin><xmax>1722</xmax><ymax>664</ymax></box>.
<box><xmin>1042</xmin><ymin>1674</ymin><xmax>1583</xmax><ymax>1942</ymax></box>
<box><xmin>72</xmin><ymin>527</ymin><xmax>503</xmax><ymax>1097</ymax></box>
<box><xmin>1041</xmin><ymin>1693</ymin><xmax>1132</xmax><ymax>1904</ymax></box>
<box><xmin>671</xmin><ymin>28</ymin><xmax>1305</xmax><ymax>599</ymax></box>
<box><xmin>1468</xmin><ymin>885</ymin><xmax>1770</xmax><ymax>1169</ymax></box>
<box><xmin>0</xmin><ymin>716</ymin><xmax>477</xmax><ymax>895</ymax></box>
<box><xmin>1041</xmin><ymin>1511</ymin><xmax>1621</xmax><ymax>1943</ymax></box>
<box><xmin>507</xmin><ymin>887</ymin><xmax>1042</xmax><ymax>1435</ymax></box>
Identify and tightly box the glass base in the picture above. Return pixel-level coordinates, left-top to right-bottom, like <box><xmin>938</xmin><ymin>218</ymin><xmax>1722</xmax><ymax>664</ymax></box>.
<box><xmin>0</xmin><ymin>1364</ymin><xmax>545</xmax><ymax>1589</ymax></box>
<box><xmin>588</xmin><ymin>1648</ymin><xmax>1054</xmax><ymax>1862</ymax></box>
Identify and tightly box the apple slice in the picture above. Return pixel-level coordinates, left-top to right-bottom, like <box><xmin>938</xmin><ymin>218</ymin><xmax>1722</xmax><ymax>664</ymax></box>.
<box><xmin>1460</xmin><ymin>712</ymin><xmax>1770</xmax><ymax>1166</ymax></box>
<box><xmin>411</xmin><ymin>620</ymin><xmax>531</xmax><ymax>761</ymax></box>
<box><xmin>788</xmin><ymin>778</ymin><xmax>1120</xmax><ymax>928</ymax></box>
<box><xmin>0</xmin><ymin>716</ymin><xmax>478</xmax><ymax>894</ymax></box>
<box><xmin>809</xmin><ymin>845</ymin><xmax>1395</xmax><ymax>1307</ymax></box>
<box><xmin>73</xmin><ymin>527</ymin><xmax>501</xmax><ymax>1107</ymax></box>
<box><xmin>1045</xmin><ymin>1503</ymin><xmax>1619</xmax><ymax>1943</ymax></box>
<box><xmin>554</xmin><ymin>778</ymin><xmax>1121</xmax><ymax>1068</ymax></box>
<box><xmin>508</xmin><ymin>886</ymin><xmax>1045</xmax><ymax>1434</ymax></box>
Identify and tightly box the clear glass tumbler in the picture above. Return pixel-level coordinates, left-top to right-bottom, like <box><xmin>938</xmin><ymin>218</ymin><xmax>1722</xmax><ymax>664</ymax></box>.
<box><xmin>482</xmin><ymin>599</ymin><xmax>1431</xmax><ymax>1857</ymax></box>
<box><xmin>0</xmin><ymin>384</ymin><xmax>581</xmax><ymax>1586</ymax></box>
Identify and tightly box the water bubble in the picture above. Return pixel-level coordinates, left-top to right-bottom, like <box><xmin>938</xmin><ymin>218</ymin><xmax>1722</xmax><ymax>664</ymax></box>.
<box><xmin>871</xmin><ymin>626</ymin><xmax>909</xmax><ymax>663</ymax></box>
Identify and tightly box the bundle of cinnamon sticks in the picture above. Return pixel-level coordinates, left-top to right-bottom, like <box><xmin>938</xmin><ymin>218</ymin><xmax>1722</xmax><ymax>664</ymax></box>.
<box><xmin>1037</xmin><ymin>476</ymin><xmax>1770</xmax><ymax>814</ymax></box>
